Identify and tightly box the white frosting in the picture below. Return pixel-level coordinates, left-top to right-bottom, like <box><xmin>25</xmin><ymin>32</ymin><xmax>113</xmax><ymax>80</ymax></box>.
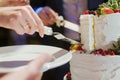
<box><xmin>80</xmin><ymin>15</ymin><xmax>95</xmax><ymax>52</ymax></box>
<box><xmin>70</xmin><ymin>52</ymin><xmax>120</xmax><ymax>80</ymax></box>
<box><xmin>94</xmin><ymin>13</ymin><xmax>120</xmax><ymax>49</ymax></box>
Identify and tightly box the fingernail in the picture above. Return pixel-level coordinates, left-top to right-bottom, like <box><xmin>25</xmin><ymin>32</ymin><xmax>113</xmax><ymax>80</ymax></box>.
<box><xmin>40</xmin><ymin>33</ymin><xmax>44</xmax><ymax>38</ymax></box>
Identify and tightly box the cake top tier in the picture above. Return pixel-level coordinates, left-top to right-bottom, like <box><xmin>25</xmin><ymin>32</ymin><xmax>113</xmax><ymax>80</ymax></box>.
<box><xmin>79</xmin><ymin>0</ymin><xmax>120</xmax><ymax>55</ymax></box>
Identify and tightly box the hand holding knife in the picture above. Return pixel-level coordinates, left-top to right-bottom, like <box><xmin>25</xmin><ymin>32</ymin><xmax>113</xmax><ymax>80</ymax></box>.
<box><xmin>39</xmin><ymin>16</ymin><xmax>80</xmax><ymax>44</ymax></box>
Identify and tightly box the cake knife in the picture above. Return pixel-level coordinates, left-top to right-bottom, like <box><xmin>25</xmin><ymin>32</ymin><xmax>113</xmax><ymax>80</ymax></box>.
<box><xmin>36</xmin><ymin>16</ymin><xmax>81</xmax><ymax>44</ymax></box>
<box><xmin>36</xmin><ymin>26</ymin><xmax>80</xmax><ymax>44</ymax></box>
<box><xmin>37</xmin><ymin>16</ymin><xmax>80</xmax><ymax>35</ymax></box>
<box><xmin>56</xmin><ymin>16</ymin><xmax>80</xmax><ymax>33</ymax></box>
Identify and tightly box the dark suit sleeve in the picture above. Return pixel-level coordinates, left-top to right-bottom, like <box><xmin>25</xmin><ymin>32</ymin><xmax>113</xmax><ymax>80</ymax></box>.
<box><xmin>104</xmin><ymin>0</ymin><xmax>108</xmax><ymax>3</ymax></box>
<box><xmin>30</xmin><ymin>0</ymin><xmax>46</xmax><ymax>7</ymax></box>
<box><xmin>30</xmin><ymin>0</ymin><xmax>64</xmax><ymax>16</ymax></box>
<box><xmin>88</xmin><ymin>0</ymin><xmax>108</xmax><ymax>10</ymax></box>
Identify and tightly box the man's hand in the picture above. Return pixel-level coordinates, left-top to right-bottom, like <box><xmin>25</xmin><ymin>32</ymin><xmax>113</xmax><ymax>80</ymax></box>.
<box><xmin>0</xmin><ymin>54</ymin><xmax>52</xmax><ymax>80</ymax></box>
<box><xmin>38</xmin><ymin>6</ymin><xmax>58</xmax><ymax>26</ymax></box>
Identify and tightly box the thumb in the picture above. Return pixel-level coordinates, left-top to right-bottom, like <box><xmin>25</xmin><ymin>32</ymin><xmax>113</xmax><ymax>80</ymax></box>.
<box><xmin>27</xmin><ymin>53</ymin><xmax>52</xmax><ymax>73</ymax></box>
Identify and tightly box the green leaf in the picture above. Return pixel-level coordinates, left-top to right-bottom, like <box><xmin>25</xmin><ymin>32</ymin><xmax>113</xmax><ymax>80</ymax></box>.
<box><xmin>113</xmin><ymin>43</ymin><xmax>117</xmax><ymax>48</ymax></box>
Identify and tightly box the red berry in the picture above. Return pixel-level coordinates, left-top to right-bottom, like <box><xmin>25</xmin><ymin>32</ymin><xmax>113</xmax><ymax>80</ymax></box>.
<box><xmin>94</xmin><ymin>50</ymin><xmax>100</xmax><ymax>55</ymax></box>
<box><xmin>94</xmin><ymin>49</ymin><xmax>103</xmax><ymax>55</ymax></box>
<box><xmin>97</xmin><ymin>49</ymin><xmax>103</xmax><ymax>53</ymax></box>
<box><xmin>101</xmin><ymin>50</ymin><xmax>108</xmax><ymax>56</ymax></box>
<box><xmin>109</xmin><ymin>51</ymin><xmax>115</xmax><ymax>56</ymax></box>
<box><xmin>76</xmin><ymin>45</ymin><xmax>83</xmax><ymax>50</ymax></box>
<box><xmin>83</xmin><ymin>11</ymin><xmax>89</xmax><ymax>15</ymax></box>
<box><xmin>72</xmin><ymin>44</ymin><xmax>83</xmax><ymax>51</ymax></box>
<box><xmin>66</xmin><ymin>72</ymin><xmax>71</xmax><ymax>78</ymax></box>
<box><xmin>114</xmin><ymin>9</ymin><xmax>120</xmax><ymax>13</ymax></box>
<box><xmin>69</xmin><ymin>47</ymin><xmax>72</xmax><ymax>51</ymax></box>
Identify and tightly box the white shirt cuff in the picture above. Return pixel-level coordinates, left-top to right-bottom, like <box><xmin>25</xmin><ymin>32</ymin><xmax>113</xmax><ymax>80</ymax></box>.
<box><xmin>35</xmin><ymin>7</ymin><xmax>43</xmax><ymax>14</ymax></box>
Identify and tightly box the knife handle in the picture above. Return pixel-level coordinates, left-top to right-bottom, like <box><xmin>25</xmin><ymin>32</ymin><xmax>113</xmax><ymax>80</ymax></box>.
<box><xmin>36</xmin><ymin>26</ymin><xmax>53</xmax><ymax>36</ymax></box>
<box><xmin>56</xmin><ymin>16</ymin><xmax>64</xmax><ymax>27</ymax></box>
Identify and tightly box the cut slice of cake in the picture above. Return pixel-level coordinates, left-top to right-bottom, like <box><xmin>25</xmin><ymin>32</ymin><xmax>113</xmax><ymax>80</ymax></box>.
<box><xmin>80</xmin><ymin>15</ymin><xmax>95</xmax><ymax>52</ymax></box>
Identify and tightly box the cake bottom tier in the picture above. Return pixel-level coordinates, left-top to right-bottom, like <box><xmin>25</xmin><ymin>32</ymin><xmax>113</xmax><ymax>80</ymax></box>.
<box><xmin>70</xmin><ymin>52</ymin><xmax>120</xmax><ymax>80</ymax></box>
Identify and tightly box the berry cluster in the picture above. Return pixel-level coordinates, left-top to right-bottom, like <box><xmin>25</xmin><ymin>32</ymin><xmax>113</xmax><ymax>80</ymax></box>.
<box><xmin>83</xmin><ymin>7</ymin><xmax>120</xmax><ymax>15</ymax></box>
<box><xmin>69</xmin><ymin>44</ymin><xmax>115</xmax><ymax>56</ymax></box>
<box><xmin>83</xmin><ymin>0</ymin><xmax>120</xmax><ymax>16</ymax></box>
<box><xmin>98</xmin><ymin>0</ymin><xmax>120</xmax><ymax>15</ymax></box>
<box><xmin>99</xmin><ymin>7</ymin><xmax>120</xmax><ymax>15</ymax></box>
<box><xmin>83</xmin><ymin>10</ymin><xmax>98</xmax><ymax>15</ymax></box>
<box><xmin>91</xmin><ymin>49</ymin><xmax>115</xmax><ymax>56</ymax></box>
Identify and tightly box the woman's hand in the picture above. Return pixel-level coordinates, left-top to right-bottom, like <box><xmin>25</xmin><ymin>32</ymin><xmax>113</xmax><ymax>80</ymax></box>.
<box><xmin>0</xmin><ymin>0</ymin><xmax>30</xmax><ymax>6</ymax></box>
<box><xmin>0</xmin><ymin>5</ymin><xmax>44</xmax><ymax>37</ymax></box>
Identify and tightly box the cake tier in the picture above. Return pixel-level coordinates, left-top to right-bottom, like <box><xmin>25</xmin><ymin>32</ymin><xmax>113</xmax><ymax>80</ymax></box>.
<box><xmin>80</xmin><ymin>13</ymin><xmax>120</xmax><ymax>51</ymax></box>
<box><xmin>70</xmin><ymin>52</ymin><xmax>120</xmax><ymax>80</ymax></box>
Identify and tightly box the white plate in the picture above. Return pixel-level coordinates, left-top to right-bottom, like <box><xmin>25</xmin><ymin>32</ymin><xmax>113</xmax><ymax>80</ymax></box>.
<box><xmin>0</xmin><ymin>45</ymin><xmax>72</xmax><ymax>73</ymax></box>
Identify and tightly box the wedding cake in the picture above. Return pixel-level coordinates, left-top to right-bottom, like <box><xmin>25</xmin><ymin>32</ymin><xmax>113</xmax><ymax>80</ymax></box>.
<box><xmin>69</xmin><ymin>0</ymin><xmax>120</xmax><ymax>80</ymax></box>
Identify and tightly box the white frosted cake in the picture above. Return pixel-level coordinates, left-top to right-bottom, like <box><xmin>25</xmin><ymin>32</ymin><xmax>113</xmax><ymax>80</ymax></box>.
<box><xmin>69</xmin><ymin>0</ymin><xmax>120</xmax><ymax>80</ymax></box>
<box><xmin>70</xmin><ymin>53</ymin><xmax>120</xmax><ymax>80</ymax></box>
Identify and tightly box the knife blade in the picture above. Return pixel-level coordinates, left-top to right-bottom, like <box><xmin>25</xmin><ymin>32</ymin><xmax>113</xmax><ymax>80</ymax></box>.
<box><xmin>36</xmin><ymin>16</ymin><xmax>80</xmax><ymax>36</ymax></box>
<box><xmin>56</xmin><ymin>16</ymin><xmax>80</xmax><ymax>33</ymax></box>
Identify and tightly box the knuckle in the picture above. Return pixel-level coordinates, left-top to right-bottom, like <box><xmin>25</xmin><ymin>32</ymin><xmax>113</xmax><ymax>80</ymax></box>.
<box><xmin>18</xmin><ymin>8</ymin><xmax>26</xmax><ymax>13</ymax></box>
<box><xmin>16</xmin><ymin>30</ymin><xmax>24</xmax><ymax>35</ymax></box>
<box><xmin>12</xmin><ymin>12</ymin><xmax>22</xmax><ymax>20</ymax></box>
<box><xmin>44</xmin><ymin>6</ymin><xmax>50</xmax><ymax>10</ymax></box>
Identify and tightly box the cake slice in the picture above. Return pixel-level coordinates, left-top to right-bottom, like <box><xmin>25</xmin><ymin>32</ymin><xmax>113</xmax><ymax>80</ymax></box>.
<box><xmin>80</xmin><ymin>15</ymin><xmax>95</xmax><ymax>52</ymax></box>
